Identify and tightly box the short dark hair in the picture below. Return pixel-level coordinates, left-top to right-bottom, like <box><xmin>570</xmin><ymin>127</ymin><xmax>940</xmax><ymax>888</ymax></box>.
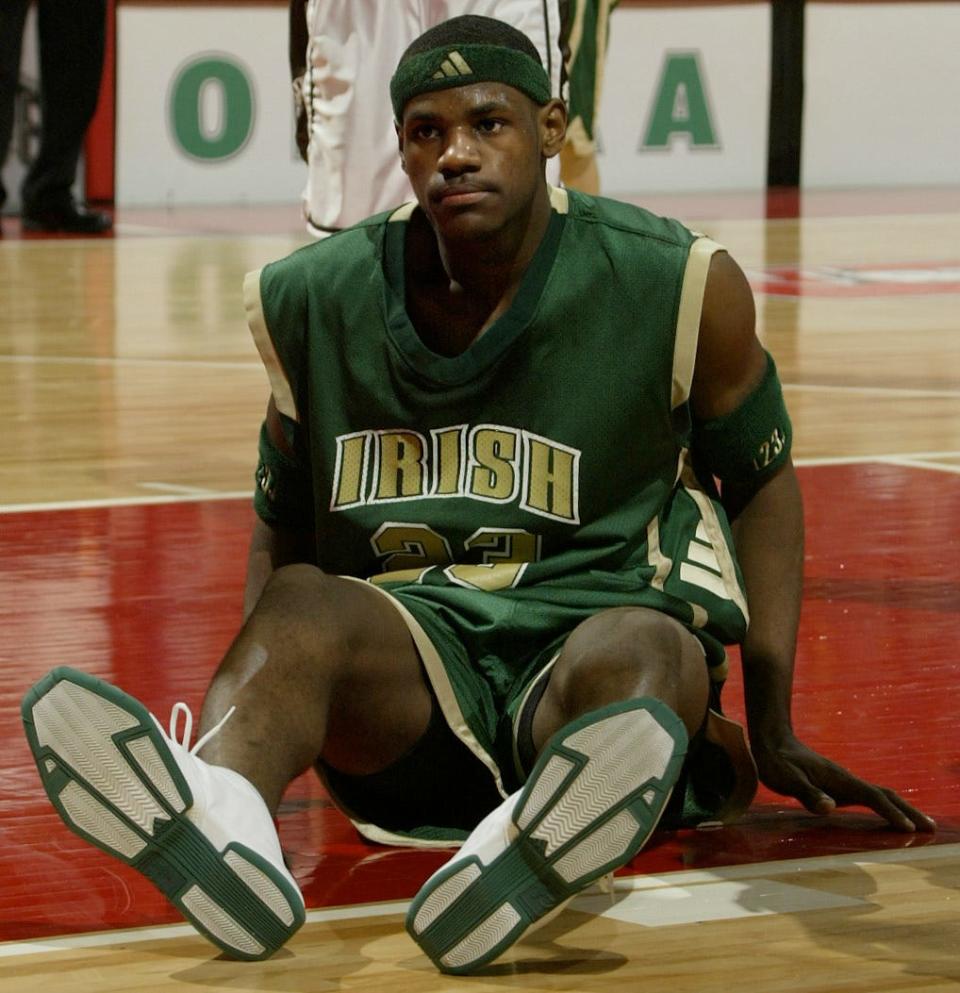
<box><xmin>397</xmin><ymin>14</ymin><xmax>544</xmax><ymax>70</ymax></box>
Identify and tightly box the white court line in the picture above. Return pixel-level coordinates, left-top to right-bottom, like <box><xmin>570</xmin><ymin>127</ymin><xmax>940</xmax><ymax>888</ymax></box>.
<box><xmin>883</xmin><ymin>457</ymin><xmax>960</xmax><ymax>475</ymax></box>
<box><xmin>111</xmin><ymin>223</ymin><xmax>277</xmax><ymax>237</ymax></box>
<box><xmin>762</xmin><ymin>211</ymin><xmax>960</xmax><ymax>226</ymax></box>
<box><xmin>1</xmin><ymin>225</ymin><xmax>301</xmax><ymax>241</ymax></box>
<box><xmin>0</xmin><ymin>899</ymin><xmax>411</xmax><ymax>959</ymax></box>
<box><xmin>605</xmin><ymin>842</ymin><xmax>960</xmax><ymax>891</ymax></box>
<box><xmin>1</xmin><ymin>843</ymin><xmax>955</xmax><ymax>960</ymax></box>
<box><xmin>0</xmin><ymin>354</ymin><xmax>260</xmax><ymax>372</ymax></box>
<box><xmin>138</xmin><ymin>482</ymin><xmax>229</xmax><ymax>497</ymax></box>
<box><xmin>0</xmin><ymin>491</ymin><xmax>250</xmax><ymax>515</ymax></box>
<box><xmin>783</xmin><ymin>382</ymin><xmax>960</xmax><ymax>399</ymax></box>
<box><xmin>3</xmin><ymin>455</ymin><xmax>959</xmax><ymax>514</ymax></box>
<box><xmin>794</xmin><ymin>450</ymin><xmax>960</xmax><ymax>467</ymax></box>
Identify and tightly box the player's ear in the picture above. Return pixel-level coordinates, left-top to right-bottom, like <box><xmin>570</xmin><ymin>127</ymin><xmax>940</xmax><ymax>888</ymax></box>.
<box><xmin>395</xmin><ymin>121</ymin><xmax>407</xmax><ymax>173</ymax></box>
<box><xmin>538</xmin><ymin>98</ymin><xmax>567</xmax><ymax>160</ymax></box>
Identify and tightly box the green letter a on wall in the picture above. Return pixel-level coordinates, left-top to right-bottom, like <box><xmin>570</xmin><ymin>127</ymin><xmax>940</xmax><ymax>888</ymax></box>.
<box><xmin>642</xmin><ymin>52</ymin><xmax>719</xmax><ymax>150</ymax></box>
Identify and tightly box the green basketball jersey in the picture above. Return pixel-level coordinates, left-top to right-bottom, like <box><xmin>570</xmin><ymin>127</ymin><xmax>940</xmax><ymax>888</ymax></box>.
<box><xmin>247</xmin><ymin>184</ymin><xmax>748</xmax><ymax>649</ymax></box>
<box><xmin>246</xmin><ymin>187</ymin><xmax>748</xmax><ymax>768</ymax></box>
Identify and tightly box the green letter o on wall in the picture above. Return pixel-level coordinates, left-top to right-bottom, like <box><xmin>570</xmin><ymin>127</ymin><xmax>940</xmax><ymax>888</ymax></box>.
<box><xmin>171</xmin><ymin>57</ymin><xmax>254</xmax><ymax>160</ymax></box>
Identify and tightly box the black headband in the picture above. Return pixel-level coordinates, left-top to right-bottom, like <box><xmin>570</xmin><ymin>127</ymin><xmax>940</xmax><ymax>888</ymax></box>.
<box><xmin>390</xmin><ymin>44</ymin><xmax>551</xmax><ymax>119</ymax></box>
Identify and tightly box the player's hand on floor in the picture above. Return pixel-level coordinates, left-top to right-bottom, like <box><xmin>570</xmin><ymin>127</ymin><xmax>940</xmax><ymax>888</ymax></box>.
<box><xmin>752</xmin><ymin>733</ymin><xmax>936</xmax><ymax>833</ymax></box>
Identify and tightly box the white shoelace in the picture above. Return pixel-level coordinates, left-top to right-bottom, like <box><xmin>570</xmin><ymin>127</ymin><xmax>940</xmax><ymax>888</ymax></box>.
<box><xmin>596</xmin><ymin>871</ymin><xmax>616</xmax><ymax>898</ymax></box>
<box><xmin>166</xmin><ymin>701</ymin><xmax>236</xmax><ymax>755</ymax></box>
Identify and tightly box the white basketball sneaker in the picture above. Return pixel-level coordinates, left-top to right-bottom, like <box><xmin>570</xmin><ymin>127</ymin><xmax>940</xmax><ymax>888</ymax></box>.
<box><xmin>406</xmin><ymin>697</ymin><xmax>688</xmax><ymax>974</ymax></box>
<box><xmin>21</xmin><ymin>666</ymin><xmax>305</xmax><ymax>960</ymax></box>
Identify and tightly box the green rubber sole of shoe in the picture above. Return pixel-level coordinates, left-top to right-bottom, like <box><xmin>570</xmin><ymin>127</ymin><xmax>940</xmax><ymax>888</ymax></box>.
<box><xmin>21</xmin><ymin>666</ymin><xmax>304</xmax><ymax>960</ymax></box>
<box><xmin>406</xmin><ymin>697</ymin><xmax>688</xmax><ymax>974</ymax></box>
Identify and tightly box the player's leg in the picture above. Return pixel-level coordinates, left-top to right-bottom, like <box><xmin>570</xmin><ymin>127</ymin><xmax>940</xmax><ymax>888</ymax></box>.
<box><xmin>0</xmin><ymin>0</ymin><xmax>30</xmax><ymax>210</ymax></box>
<box><xmin>301</xmin><ymin>0</ymin><xmax>417</xmax><ymax>233</ymax></box>
<box><xmin>530</xmin><ymin>605</ymin><xmax>709</xmax><ymax>744</ymax></box>
<box><xmin>197</xmin><ymin>564</ymin><xmax>433</xmax><ymax>810</ymax></box>
<box><xmin>22</xmin><ymin>564</ymin><xmax>433</xmax><ymax>960</ymax></box>
<box><xmin>407</xmin><ymin>606</ymin><xmax>704</xmax><ymax>973</ymax></box>
<box><xmin>557</xmin><ymin>0</ymin><xmax>618</xmax><ymax>194</ymax></box>
<box><xmin>559</xmin><ymin>141</ymin><xmax>600</xmax><ymax>193</ymax></box>
<box><xmin>21</xmin><ymin>0</ymin><xmax>110</xmax><ymax>230</ymax></box>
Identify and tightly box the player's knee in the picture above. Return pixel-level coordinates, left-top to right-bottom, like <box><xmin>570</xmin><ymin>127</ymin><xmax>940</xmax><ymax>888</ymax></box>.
<box><xmin>258</xmin><ymin>562</ymin><xmax>327</xmax><ymax>605</ymax></box>
<box><xmin>242</xmin><ymin>564</ymin><xmax>355</xmax><ymax>671</ymax></box>
<box><xmin>552</xmin><ymin>608</ymin><xmax>707</xmax><ymax>720</ymax></box>
<box><xmin>252</xmin><ymin>564</ymin><xmax>326</xmax><ymax>633</ymax></box>
<box><xmin>561</xmin><ymin>607</ymin><xmax>684</xmax><ymax>678</ymax></box>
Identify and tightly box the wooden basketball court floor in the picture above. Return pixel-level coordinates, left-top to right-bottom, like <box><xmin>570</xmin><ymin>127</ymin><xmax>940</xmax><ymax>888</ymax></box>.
<box><xmin>0</xmin><ymin>187</ymin><xmax>958</xmax><ymax>991</ymax></box>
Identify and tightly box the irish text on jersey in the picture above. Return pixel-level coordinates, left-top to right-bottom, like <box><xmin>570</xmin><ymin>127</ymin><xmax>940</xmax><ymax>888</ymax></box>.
<box><xmin>330</xmin><ymin>424</ymin><xmax>581</xmax><ymax>525</ymax></box>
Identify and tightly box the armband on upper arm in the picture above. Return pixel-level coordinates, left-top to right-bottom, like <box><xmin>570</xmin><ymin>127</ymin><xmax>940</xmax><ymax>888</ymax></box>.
<box><xmin>254</xmin><ymin>419</ymin><xmax>315</xmax><ymax>530</ymax></box>
<box><xmin>691</xmin><ymin>351</ymin><xmax>792</xmax><ymax>487</ymax></box>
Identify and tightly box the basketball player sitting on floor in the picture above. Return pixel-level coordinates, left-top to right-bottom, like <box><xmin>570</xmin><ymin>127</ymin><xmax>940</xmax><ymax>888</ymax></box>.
<box><xmin>22</xmin><ymin>15</ymin><xmax>934</xmax><ymax>975</ymax></box>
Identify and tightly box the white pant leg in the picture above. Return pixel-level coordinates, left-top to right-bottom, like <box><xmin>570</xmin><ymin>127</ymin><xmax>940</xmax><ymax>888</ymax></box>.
<box><xmin>303</xmin><ymin>0</ymin><xmax>420</xmax><ymax>232</ymax></box>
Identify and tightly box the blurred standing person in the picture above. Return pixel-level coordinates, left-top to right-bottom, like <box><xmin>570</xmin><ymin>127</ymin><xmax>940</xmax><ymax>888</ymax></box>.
<box><xmin>0</xmin><ymin>0</ymin><xmax>112</xmax><ymax>234</ymax></box>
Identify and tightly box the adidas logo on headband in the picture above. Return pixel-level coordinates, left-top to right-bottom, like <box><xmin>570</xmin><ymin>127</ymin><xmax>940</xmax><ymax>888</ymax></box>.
<box><xmin>432</xmin><ymin>51</ymin><xmax>474</xmax><ymax>80</ymax></box>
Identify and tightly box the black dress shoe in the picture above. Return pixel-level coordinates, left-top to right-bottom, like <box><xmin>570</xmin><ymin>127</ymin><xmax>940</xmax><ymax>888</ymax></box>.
<box><xmin>21</xmin><ymin>203</ymin><xmax>113</xmax><ymax>234</ymax></box>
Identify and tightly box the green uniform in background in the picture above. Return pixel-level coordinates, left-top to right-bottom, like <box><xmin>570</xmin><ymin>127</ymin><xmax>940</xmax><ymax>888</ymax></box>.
<box><xmin>246</xmin><ymin>186</ymin><xmax>749</xmax><ymax>840</ymax></box>
<box><xmin>561</xmin><ymin>0</ymin><xmax>620</xmax><ymax>157</ymax></box>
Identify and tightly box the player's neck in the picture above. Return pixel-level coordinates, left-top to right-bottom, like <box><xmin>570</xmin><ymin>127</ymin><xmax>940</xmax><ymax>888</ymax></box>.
<box><xmin>431</xmin><ymin>188</ymin><xmax>551</xmax><ymax>301</ymax></box>
<box><xmin>404</xmin><ymin>193</ymin><xmax>551</xmax><ymax>357</ymax></box>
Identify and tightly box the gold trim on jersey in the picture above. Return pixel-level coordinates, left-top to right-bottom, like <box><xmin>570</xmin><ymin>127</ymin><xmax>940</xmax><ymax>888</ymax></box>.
<box><xmin>510</xmin><ymin>652</ymin><xmax>560</xmax><ymax>779</ymax></box>
<box><xmin>679</xmin><ymin>458</ymin><xmax>750</xmax><ymax>624</ymax></box>
<box><xmin>387</xmin><ymin>201</ymin><xmax>418</xmax><ymax>222</ymax></box>
<box><xmin>645</xmin><ymin>516</ymin><xmax>673</xmax><ymax>592</ymax></box>
<box><xmin>244</xmin><ymin>267</ymin><xmax>298</xmax><ymax>421</ymax></box>
<box><xmin>672</xmin><ymin>236</ymin><xmax>724</xmax><ymax>409</ymax></box>
<box><xmin>548</xmin><ymin>184</ymin><xmax>569</xmax><ymax>214</ymax></box>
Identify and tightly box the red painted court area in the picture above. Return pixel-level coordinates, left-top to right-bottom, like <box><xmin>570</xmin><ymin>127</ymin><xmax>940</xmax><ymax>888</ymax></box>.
<box><xmin>749</xmin><ymin>261</ymin><xmax>960</xmax><ymax>298</ymax></box>
<box><xmin>1</xmin><ymin>463</ymin><xmax>957</xmax><ymax>942</ymax></box>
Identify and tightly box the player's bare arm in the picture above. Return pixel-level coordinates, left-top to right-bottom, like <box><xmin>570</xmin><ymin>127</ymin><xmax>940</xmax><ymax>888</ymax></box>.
<box><xmin>691</xmin><ymin>251</ymin><xmax>935</xmax><ymax>833</ymax></box>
